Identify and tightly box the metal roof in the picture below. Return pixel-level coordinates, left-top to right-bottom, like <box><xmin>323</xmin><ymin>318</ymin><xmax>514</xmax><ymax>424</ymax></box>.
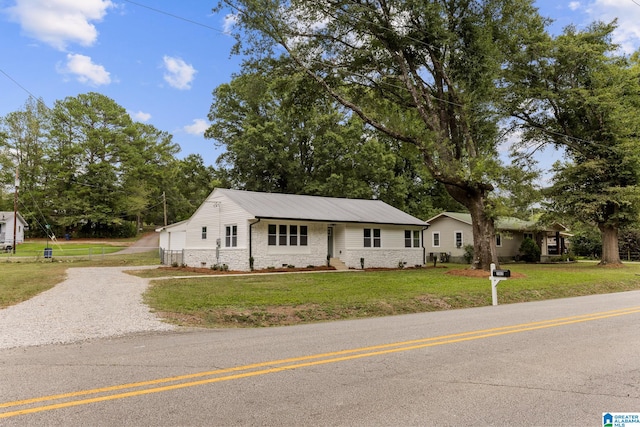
<box><xmin>427</xmin><ymin>212</ymin><xmax>569</xmax><ymax>232</ymax></box>
<box><xmin>218</xmin><ymin>189</ymin><xmax>428</xmax><ymax>226</ymax></box>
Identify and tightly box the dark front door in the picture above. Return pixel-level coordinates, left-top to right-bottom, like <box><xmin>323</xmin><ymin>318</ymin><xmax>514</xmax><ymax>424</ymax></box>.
<box><xmin>327</xmin><ymin>226</ymin><xmax>334</xmax><ymax>258</ymax></box>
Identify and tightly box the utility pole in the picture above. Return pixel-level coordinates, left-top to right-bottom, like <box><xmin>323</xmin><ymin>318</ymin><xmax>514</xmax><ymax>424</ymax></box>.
<box><xmin>12</xmin><ymin>167</ymin><xmax>19</xmax><ymax>255</ymax></box>
<box><xmin>162</xmin><ymin>191</ymin><xmax>167</xmax><ymax>226</ymax></box>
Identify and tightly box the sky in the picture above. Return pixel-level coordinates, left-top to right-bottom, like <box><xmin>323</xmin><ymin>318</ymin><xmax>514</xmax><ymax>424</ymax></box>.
<box><xmin>1</xmin><ymin>0</ymin><xmax>640</xmax><ymax>168</ymax></box>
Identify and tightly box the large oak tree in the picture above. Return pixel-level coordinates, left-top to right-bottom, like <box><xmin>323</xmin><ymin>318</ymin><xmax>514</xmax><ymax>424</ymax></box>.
<box><xmin>216</xmin><ymin>0</ymin><xmax>548</xmax><ymax>269</ymax></box>
<box><xmin>505</xmin><ymin>22</ymin><xmax>640</xmax><ymax>265</ymax></box>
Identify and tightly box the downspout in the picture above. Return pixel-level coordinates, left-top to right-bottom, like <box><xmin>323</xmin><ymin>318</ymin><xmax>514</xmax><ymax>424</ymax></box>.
<box><xmin>249</xmin><ymin>218</ymin><xmax>261</xmax><ymax>270</ymax></box>
<box><xmin>421</xmin><ymin>225</ymin><xmax>429</xmax><ymax>266</ymax></box>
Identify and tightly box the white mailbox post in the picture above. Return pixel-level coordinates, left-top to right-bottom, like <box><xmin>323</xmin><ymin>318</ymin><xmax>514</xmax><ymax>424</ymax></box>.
<box><xmin>490</xmin><ymin>263</ymin><xmax>510</xmax><ymax>306</ymax></box>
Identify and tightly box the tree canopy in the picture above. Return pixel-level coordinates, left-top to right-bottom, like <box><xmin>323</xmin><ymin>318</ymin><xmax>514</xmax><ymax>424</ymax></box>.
<box><xmin>0</xmin><ymin>93</ymin><xmax>215</xmax><ymax>237</ymax></box>
<box><xmin>216</xmin><ymin>0</ymin><xmax>549</xmax><ymax>269</ymax></box>
<box><xmin>206</xmin><ymin>57</ymin><xmax>452</xmax><ymax>219</ymax></box>
<box><xmin>506</xmin><ymin>22</ymin><xmax>640</xmax><ymax>265</ymax></box>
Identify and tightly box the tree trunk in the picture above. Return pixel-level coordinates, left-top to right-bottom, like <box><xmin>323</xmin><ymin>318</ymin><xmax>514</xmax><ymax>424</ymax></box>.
<box><xmin>444</xmin><ymin>184</ymin><xmax>499</xmax><ymax>270</ymax></box>
<box><xmin>599</xmin><ymin>223</ymin><xmax>622</xmax><ymax>265</ymax></box>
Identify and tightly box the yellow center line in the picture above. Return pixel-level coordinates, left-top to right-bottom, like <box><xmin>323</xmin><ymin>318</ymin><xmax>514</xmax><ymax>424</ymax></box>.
<box><xmin>2</xmin><ymin>306</ymin><xmax>639</xmax><ymax>419</ymax></box>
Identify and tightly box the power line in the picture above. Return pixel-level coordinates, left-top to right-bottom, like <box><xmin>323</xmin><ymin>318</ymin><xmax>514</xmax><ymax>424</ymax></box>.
<box><xmin>121</xmin><ymin>0</ymin><xmax>226</xmax><ymax>34</ymax></box>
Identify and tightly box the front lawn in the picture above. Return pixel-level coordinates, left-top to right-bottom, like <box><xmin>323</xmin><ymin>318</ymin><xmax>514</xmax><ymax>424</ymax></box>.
<box><xmin>142</xmin><ymin>262</ymin><xmax>640</xmax><ymax>328</ymax></box>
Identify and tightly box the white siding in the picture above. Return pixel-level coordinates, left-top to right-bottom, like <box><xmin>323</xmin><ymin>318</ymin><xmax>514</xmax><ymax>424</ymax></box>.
<box><xmin>342</xmin><ymin>223</ymin><xmax>424</xmax><ymax>269</ymax></box>
<box><xmin>426</xmin><ymin>218</ymin><xmax>472</xmax><ymax>259</ymax></box>
<box><xmin>179</xmin><ymin>189</ymin><xmax>427</xmax><ymax>270</ymax></box>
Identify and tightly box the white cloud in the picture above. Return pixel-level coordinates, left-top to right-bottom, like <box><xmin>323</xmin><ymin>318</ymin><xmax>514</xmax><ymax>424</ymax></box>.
<box><xmin>223</xmin><ymin>13</ymin><xmax>238</xmax><ymax>34</ymax></box>
<box><xmin>586</xmin><ymin>0</ymin><xmax>640</xmax><ymax>54</ymax></box>
<box><xmin>568</xmin><ymin>1</ymin><xmax>581</xmax><ymax>11</ymax></box>
<box><xmin>162</xmin><ymin>56</ymin><xmax>197</xmax><ymax>90</ymax></box>
<box><xmin>7</xmin><ymin>0</ymin><xmax>113</xmax><ymax>50</ymax></box>
<box><xmin>60</xmin><ymin>53</ymin><xmax>111</xmax><ymax>86</ymax></box>
<box><xmin>131</xmin><ymin>111</ymin><xmax>152</xmax><ymax>122</ymax></box>
<box><xmin>184</xmin><ymin>119</ymin><xmax>209</xmax><ymax>136</ymax></box>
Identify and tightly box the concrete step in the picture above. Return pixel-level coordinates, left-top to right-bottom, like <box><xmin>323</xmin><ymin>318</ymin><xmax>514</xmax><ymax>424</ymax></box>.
<box><xmin>330</xmin><ymin>258</ymin><xmax>348</xmax><ymax>271</ymax></box>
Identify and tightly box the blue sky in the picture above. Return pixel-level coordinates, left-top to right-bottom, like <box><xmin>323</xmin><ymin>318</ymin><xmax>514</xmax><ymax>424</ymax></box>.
<box><xmin>1</xmin><ymin>0</ymin><xmax>639</xmax><ymax>168</ymax></box>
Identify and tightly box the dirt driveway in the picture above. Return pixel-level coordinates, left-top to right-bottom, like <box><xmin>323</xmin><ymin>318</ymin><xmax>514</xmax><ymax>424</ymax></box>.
<box><xmin>116</xmin><ymin>232</ymin><xmax>159</xmax><ymax>254</ymax></box>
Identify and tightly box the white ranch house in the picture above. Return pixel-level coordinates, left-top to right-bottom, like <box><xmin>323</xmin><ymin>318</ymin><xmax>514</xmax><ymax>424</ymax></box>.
<box><xmin>157</xmin><ymin>189</ymin><xmax>429</xmax><ymax>271</ymax></box>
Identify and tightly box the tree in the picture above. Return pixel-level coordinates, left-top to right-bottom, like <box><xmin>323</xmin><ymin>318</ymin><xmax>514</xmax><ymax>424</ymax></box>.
<box><xmin>506</xmin><ymin>22</ymin><xmax>640</xmax><ymax>265</ymax></box>
<box><xmin>216</xmin><ymin>0</ymin><xmax>548</xmax><ymax>269</ymax></box>
<box><xmin>166</xmin><ymin>154</ymin><xmax>220</xmax><ymax>222</ymax></box>
<box><xmin>207</xmin><ymin>57</ymin><xmax>444</xmax><ymax>218</ymax></box>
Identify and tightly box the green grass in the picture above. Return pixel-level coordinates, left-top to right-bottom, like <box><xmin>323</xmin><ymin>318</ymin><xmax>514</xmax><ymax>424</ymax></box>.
<box><xmin>0</xmin><ymin>241</ymin><xmax>127</xmax><ymax>259</ymax></box>
<box><xmin>143</xmin><ymin>262</ymin><xmax>640</xmax><ymax>328</ymax></box>
<box><xmin>0</xmin><ymin>251</ymin><xmax>160</xmax><ymax>308</ymax></box>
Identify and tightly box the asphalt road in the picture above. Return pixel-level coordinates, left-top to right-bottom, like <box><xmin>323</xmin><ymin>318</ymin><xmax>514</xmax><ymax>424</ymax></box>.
<box><xmin>1</xmin><ymin>290</ymin><xmax>639</xmax><ymax>426</ymax></box>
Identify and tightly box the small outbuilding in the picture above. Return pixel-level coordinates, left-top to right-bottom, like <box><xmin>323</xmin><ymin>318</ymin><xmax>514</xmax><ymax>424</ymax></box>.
<box><xmin>158</xmin><ymin>189</ymin><xmax>429</xmax><ymax>271</ymax></box>
<box><xmin>0</xmin><ymin>211</ymin><xmax>28</xmax><ymax>248</ymax></box>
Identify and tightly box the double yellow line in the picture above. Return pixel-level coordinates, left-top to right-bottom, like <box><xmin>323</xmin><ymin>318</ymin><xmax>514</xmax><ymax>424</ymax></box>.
<box><xmin>2</xmin><ymin>306</ymin><xmax>640</xmax><ymax>419</ymax></box>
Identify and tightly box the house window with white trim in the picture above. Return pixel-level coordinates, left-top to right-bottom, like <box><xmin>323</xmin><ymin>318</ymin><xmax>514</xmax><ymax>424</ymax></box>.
<box><xmin>268</xmin><ymin>224</ymin><xmax>308</xmax><ymax>246</ymax></box>
<box><xmin>225</xmin><ymin>225</ymin><xmax>237</xmax><ymax>247</ymax></box>
<box><xmin>496</xmin><ymin>233</ymin><xmax>502</xmax><ymax>247</ymax></box>
<box><xmin>201</xmin><ymin>226</ymin><xmax>207</xmax><ymax>239</ymax></box>
<box><xmin>279</xmin><ymin>225</ymin><xmax>288</xmax><ymax>245</ymax></box>
<box><xmin>455</xmin><ymin>231</ymin><xmax>463</xmax><ymax>248</ymax></box>
<box><xmin>405</xmin><ymin>230</ymin><xmax>420</xmax><ymax>248</ymax></box>
<box><xmin>364</xmin><ymin>228</ymin><xmax>381</xmax><ymax>248</ymax></box>
<box><xmin>432</xmin><ymin>232</ymin><xmax>440</xmax><ymax>247</ymax></box>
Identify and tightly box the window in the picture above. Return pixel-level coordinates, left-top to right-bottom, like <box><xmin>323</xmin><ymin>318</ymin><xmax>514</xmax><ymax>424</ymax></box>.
<box><xmin>225</xmin><ymin>225</ymin><xmax>237</xmax><ymax>247</ymax></box>
<box><xmin>524</xmin><ymin>233</ymin><xmax>534</xmax><ymax>241</ymax></box>
<box><xmin>364</xmin><ymin>228</ymin><xmax>381</xmax><ymax>248</ymax></box>
<box><xmin>496</xmin><ymin>233</ymin><xmax>502</xmax><ymax>247</ymax></box>
<box><xmin>279</xmin><ymin>225</ymin><xmax>287</xmax><ymax>246</ymax></box>
<box><xmin>268</xmin><ymin>224</ymin><xmax>307</xmax><ymax>246</ymax></box>
<box><xmin>405</xmin><ymin>230</ymin><xmax>421</xmax><ymax>248</ymax></box>
<box><xmin>201</xmin><ymin>226</ymin><xmax>207</xmax><ymax>240</ymax></box>
<box><xmin>455</xmin><ymin>231</ymin><xmax>463</xmax><ymax>248</ymax></box>
<box><xmin>433</xmin><ymin>232</ymin><xmax>440</xmax><ymax>247</ymax></box>
<box><xmin>268</xmin><ymin>224</ymin><xmax>277</xmax><ymax>246</ymax></box>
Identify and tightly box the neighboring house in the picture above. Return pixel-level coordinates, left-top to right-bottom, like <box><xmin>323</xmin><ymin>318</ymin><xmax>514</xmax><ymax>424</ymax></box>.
<box><xmin>0</xmin><ymin>211</ymin><xmax>28</xmax><ymax>248</ymax></box>
<box><xmin>425</xmin><ymin>212</ymin><xmax>571</xmax><ymax>263</ymax></box>
<box><xmin>157</xmin><ymin>188</ymin><xmax>429</xmax><ymax>271</ymax></box>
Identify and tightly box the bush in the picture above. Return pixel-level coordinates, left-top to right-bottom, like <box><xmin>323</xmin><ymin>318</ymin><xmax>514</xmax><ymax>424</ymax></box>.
<box><xmin>463</xmin><ymin>245</ymin><xmax>474</xmax><ymax>264</ymax></box>
<box><xmin>519</xmin><ymin>238</ymin><xmax>541</xmax><ymax>262</ymax></box>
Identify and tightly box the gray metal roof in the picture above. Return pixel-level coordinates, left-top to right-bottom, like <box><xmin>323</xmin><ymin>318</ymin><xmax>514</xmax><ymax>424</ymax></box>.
<box><xmin>218</xmin><ymin>189</ymin><xmax>428</xmax><ymax>226</ymax></box>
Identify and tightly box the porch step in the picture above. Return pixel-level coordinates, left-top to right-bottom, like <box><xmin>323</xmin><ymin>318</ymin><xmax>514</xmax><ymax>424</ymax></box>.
<box><xmin>330</xmin><ymin>258</ymin><xmax>348</xmax><ymax>271</ymax></box>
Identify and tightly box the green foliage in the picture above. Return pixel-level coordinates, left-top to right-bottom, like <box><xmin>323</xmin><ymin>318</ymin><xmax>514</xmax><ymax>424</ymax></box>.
<box><xmin>0</xmin><ymin>93</ymin><xmax>214</xmax><ymax>237</ymax></box>
<box><xmin>206</xmin><ymin>57</ymin><xmax>444</xmax><ymax>218</ymax></box>
<box><xmin>506</xmin><ymin>22</ymin><xmax>640</xmax><ymax>264</ymax></box>
<box><xmin>463</xmin><ymin>245</ymin><xmax>475</xmax><ymax>264</ymax></box>
<box><xmin>570</xmin><ymin>230</ymin><xmax>602</xmax><ymax>259</ymax></box>
<box><xmin>216</xmin><ymin>0</ymin><xmax>550</xmax><ymax>269</ymax></box>
<box><xmin>519</xmin><ymin>238</ymin><xmax>541</xmax><ymax>262</ymax></box>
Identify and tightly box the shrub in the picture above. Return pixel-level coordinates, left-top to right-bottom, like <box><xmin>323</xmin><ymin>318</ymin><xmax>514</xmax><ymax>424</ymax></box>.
<box><xmin>519</xmin><ymin>238</ymin><xmax>541</xmax><ymax>262</ymax></box>
<box><xmin>463</xmin><ymin>245</ymin><xmax>474</xmax><ymax>264</ymax></box>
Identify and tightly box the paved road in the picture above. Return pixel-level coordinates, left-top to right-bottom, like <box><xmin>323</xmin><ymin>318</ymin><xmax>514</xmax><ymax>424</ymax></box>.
<box><xmin>1</xmin><ymin>290</ymin><xmax>639</xmax><ymax>426</ymax></box>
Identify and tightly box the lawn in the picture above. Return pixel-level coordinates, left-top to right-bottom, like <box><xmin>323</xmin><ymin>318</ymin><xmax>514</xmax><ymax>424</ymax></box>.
<box><xmin>141</xmin><ymin>262</ymin><xmax>640</xmax><ymax>328</ymax></box>
<box><xmin>0</xmin><ymin>240</ymin><xmax>128</xmax><ymax>259</ymax></box>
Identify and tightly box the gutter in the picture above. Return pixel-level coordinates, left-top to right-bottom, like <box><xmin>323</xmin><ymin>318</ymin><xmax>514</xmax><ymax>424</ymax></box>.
<box><xmin>249</xmin><ymin>218</ymin><xmax>261</xmax><ymax>269</ymax></box>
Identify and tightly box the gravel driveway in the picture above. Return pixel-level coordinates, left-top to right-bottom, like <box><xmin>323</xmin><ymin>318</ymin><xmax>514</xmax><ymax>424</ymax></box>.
<box><xmin>0</xmin><ymin>266</ymin><xmax>175</xmax><ymax>349</ymax></box>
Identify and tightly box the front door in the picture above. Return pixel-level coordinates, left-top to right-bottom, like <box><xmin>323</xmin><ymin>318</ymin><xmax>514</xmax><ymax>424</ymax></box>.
<box><xmin>327</xmin><ymin>226</ymin><xmax>334</xmax><ymax>258</ymax></box>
